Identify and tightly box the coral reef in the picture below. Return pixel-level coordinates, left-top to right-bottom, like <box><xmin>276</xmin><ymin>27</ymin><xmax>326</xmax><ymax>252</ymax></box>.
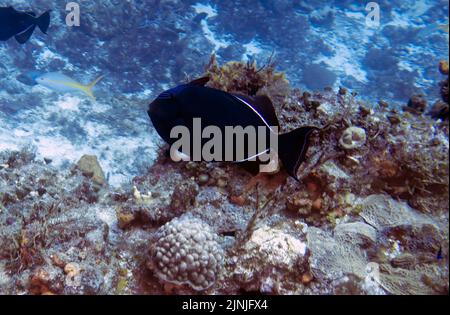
<box><xmin>0</xmin><ymin>58</ymin><xmax>448</xmax><ymax>295</ymax></box>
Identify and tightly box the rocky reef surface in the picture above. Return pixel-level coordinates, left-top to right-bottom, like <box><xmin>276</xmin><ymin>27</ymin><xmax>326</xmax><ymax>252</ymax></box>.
<box><xmin>0</xmin><ymin>58</ymin><xmax>448</xmax><ymax>295</ymax></box>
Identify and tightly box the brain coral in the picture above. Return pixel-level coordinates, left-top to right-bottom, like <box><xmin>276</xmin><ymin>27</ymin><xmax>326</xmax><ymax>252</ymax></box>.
<box><xmin>149</xmin><ymin>214</ymin><xmax>224</xmax><ymax>291</ymax></box>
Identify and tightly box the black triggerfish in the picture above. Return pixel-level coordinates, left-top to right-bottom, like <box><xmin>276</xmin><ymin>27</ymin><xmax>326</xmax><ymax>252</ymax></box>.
<box><xmin>0</xmin><ymin>7</ymin><xmax>51</xmax><ymax>44</ymax></box>
<box><xmin>148</xmin><ymin>77</ymin><xmax>318</xmax><ymax>180</ymax></box>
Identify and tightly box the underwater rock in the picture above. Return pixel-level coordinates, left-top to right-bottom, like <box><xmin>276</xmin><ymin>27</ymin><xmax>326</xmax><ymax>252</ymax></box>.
<box><xmin>191</xmin><ymin>187</ymin><xmax>252</xmax><ymax>235</ymax></box>
<box><xmin>0</xmin><ymin>149</ymin><xmax>120</xmax><ymax>294</ymax></box>
<box><xmin>170</xmin><ymin>181</ymin><xmax>199</xmax><ymax>215</ymax></box>
<box><xmin>339</xmin><ymin>127</ymin><xmax>367</xmax><ymax>150</ymax></box>
<box><xmin>232</xmin><ymin>223</ymin><xmax>308</xmax><ymax>293</ymax></box>
<box><xmin>63</xmin><ymin>264</ymin><xmax>106</xmax><ymax>295</ymax></box>
<box><xmin>148</xmin><ymin>214</ymin><xmax>224</xmax><ymax>291</ymax></box>
<box><xmin>29</xmin><ymin>266</ymin><xmax>62</xmax><ymax>295</ymax></box>
<box><xmin>116</xmin><ymin>161</ymin><xmax>203</xmax><ymax>226</ymax></box>
<box><xmin>0</xmin><ymin>148</ymin><xmax>35</xmax><ymax>169</ymax></box>
<box><xmin>319</xmin><ymin>161</ymin><xmax>350</xmax><ymax>183</ymax></box>
<box><xmin>115</xmin><ymin>207</ymin><xmax>136</xmax><ymax>229</ymax></box>
<box><xmin>76</xmin><ymin>155</ymin><xmax>106</xmax><ymax>186</ymax></box>
<box><xmin>407</xmin><ymin>94</ymin><xmax>427</xmax><ymax>114</ymax></box>
<box><xmin>238</xmin><ymin>224</ymin><xmax>306</xmax><ymax>271</ymax></box>
<box><xmin>429</xmin><ymin>101</ymin><xmax>449</xmax><ymax>120</ymax></box>
<box><xmin>286</xmin><ymin>192</ymin><xmax>313</xmax><ymax>217</ymax></box>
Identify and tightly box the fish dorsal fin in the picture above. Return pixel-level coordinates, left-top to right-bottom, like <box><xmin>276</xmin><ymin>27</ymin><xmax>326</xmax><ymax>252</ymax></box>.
<box><xmin>3</xmin><ymin>6</ymin><xmax>16</xmax><ymax>13</ymax></box>
<box><xmin>232</xmin><ymin>93</ymin><xmax>280</xmax><ymax>128</ymax></box>
<box><xmin>188</xmin><ymin>76</ymin><xmax>210</xmax><ymax>86</ymax></box>
<box><xmin>14</xmin><ymin>24</ymin><xmax>36</xmax><ymax>44</ymax></box>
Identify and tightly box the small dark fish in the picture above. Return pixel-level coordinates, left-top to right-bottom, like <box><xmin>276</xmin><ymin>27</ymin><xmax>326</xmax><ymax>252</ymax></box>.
<box><xmin>437</xmin><ymin>245</ymin><xmax>443</xmax><ymax>260</ymax></box>
<box><xmin>148</xmin><ymin>77</ymin><xmax>318</xmax><ymax>180</ymax></box>
<box><xmin>0</xmin><ymin>6</ymin><xmax>50</xmax><ymax>44</ymax></box>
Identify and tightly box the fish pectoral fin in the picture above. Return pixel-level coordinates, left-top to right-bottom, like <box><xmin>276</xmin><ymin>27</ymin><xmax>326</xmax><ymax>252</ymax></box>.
<box><xmin>14</xmin><ymin>24</ymin><xmax>36</xmax><ymax>44</ymax></box>
<box><xmin>232</xmin><ymin>93</ymin><xmax>280</xmax><ymax>129</ymax></box>
<box><xmin>251</xmin><ymin>95</ymin><xmax>280</xmax><ymax>127</ymax></box>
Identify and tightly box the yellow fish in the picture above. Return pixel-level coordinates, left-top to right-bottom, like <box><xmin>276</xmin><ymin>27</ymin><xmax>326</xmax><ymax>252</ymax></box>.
<box><xmin>35</xmin><ymin>72</ymin><xmax>104</xmax><ymax>100</ymax></box>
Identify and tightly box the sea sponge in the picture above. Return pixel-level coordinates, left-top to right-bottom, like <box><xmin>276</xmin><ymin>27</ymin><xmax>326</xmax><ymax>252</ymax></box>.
<box><xmin>149</xmin><ymin>214</ymin><xmax>224</xmax><ymax>291</ymax></box>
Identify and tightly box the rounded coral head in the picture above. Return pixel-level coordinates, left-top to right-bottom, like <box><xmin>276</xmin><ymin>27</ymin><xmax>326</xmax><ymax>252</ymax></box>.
<box><xmin>149</xmin><ymin>214</ymin><xmax>224</xmax><ymax>291</ymax></box>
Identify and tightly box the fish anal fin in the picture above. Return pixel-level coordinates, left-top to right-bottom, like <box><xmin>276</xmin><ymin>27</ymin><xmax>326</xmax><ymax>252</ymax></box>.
<box><xmin>15</xmin><ymin>24</ymin><xmax>36</xmax><ymax>44</ymax></box>
<box><xmin>188</xmin><ymin>76</ymin><xmax>210</xmax><ymax>86</ymax></box>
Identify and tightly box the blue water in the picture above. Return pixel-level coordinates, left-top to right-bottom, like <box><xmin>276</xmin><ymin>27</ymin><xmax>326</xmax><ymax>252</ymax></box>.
<box><xmin>0</xmin><ymin>0</ymin><xmax>448</xmax><ymax>185</ymax></box>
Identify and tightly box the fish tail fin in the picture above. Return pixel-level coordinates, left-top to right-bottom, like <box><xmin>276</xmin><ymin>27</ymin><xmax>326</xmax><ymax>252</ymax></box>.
<box><xmin>278</xmin><ymin>126</ymin><xmax>319</xmax><ymax>181</ymax></box>
<box><xmin>14</xmin><ymin>25</ymin><xmax>36</xmax><ymax>44</ymax></box>
<box><xmin>81</xmin><ymin>75</ymin><xmax>104</xmax><ymax>100</ymax></box>
<box><xmin>36</xmin><ymin>10</ymin><xmax>51</xmax><ymax>34</ymax></box>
